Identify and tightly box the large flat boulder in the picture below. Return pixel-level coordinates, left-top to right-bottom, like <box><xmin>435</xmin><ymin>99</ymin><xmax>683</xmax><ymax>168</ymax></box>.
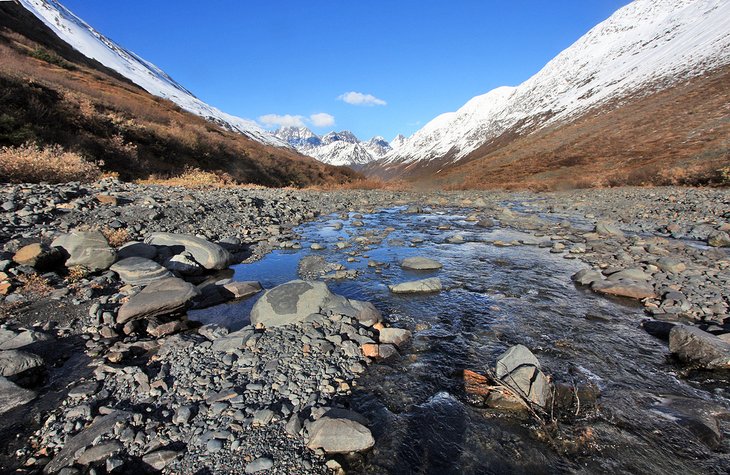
<box><xmin>12</xmin><ymin>243</ymin><xmax>63</xmax><ymax>270</ymax></box>
<box><xmin>389</xmin><ymin>277</ymin><xmax>442</xmax><ymax>294</ymax></box>
<box><xmin>110</xmin><ymin>257</ymin><xmax>172</xmax><ymax>286</ymax></box>
<box><xmin>669</xmin><ymin>325</ymin><xmax>730</xmax><ymax>369</ymax></box>
<box><xmin>145</xmin><ymin>233</ymin><xmax>232</xmax><ymax>270</ymax></box>
<box><xmin>250</xmin><ymin>280</ymin><xmax>334</xmax><ymax>328</ymax></box>
<box><xmin>117</xmin><ymin>277</ymin><xmax>200</xmax><ymax>324</ymax></box>
<box><xmin>495</xmin><ymin>344</ymin><xmax>550</xmax><ymax>408</ymax></box>
<box><xmin>0</xmin><ymin>376</ymin><xmax>35</xmax><ymax>414</ymax></box>
<box><xmin>307</xmin><ymin>414</ymin><xmax>374</xmax><ymax>453</ymax></box>
<box><xmin>0</xmin><ymin>328</ymin><xmax>51</xmax><ymax>350</ymax></box>
<box><xmin>0</xmin><ymin>349</ymin><xmax>44</xmax><ymax>377</ymax></box>
<box><xmin>52</xmin><ymin>231</ymin><xmax>116</xmax><ymax>271</ymax></box>
<box><xmin>592</xmin><ymin>279</ymin><xmax>656</xmax><ymax>300</ymax></box>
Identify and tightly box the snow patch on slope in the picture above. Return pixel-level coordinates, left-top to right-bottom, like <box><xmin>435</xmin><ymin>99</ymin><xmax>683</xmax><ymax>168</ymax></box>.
<box><xmin>18</xmin><ymin>0</ymin><xmax>287</xmax><ymax>147</ymax></box>
<box><xmin>384</xmin><ymin>0</ymin><xmax>730</xmax><ymax>165</ymax></box>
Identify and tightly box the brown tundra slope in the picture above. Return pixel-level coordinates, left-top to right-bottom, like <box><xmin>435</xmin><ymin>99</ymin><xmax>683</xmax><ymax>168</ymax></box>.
<box><xmin>369</xmin><ymin>65</ymin><xmax>730</xmax><ymax>191</ymax></box>
<box><xmin>0</xmin><ymin>3</ymin><xmax>359</xmax><ymax>186</ymax></box>
<box><xmin>424</xmin><ymin>66</ymin><xmax>730</xmax><ymax>190</ymax></box>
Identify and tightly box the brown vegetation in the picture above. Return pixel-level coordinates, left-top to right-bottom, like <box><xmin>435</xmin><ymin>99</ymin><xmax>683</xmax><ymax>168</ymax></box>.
<box><xmin>306</xmin><ymin>177</ymin><xmax>413</xmax><ymax>191</ymax></box>
<box><xmin>370</xmin><ymin>66</ymin><xmax>730</xmax><ymax>190</ymax></box>
<box><xmin>0</xmin><ymin>4</ymin><xmax>358</xmax><ymax>187</ymax></box>
<box><xmin>100</xmin><ymin>227</ymin><xmax>130</xmax><ymax>248</ymax></box>
<box><xmin>0</xmin><ymin>142</ymin><xmax>101</xmax><ymax>183</ymax></box>
<box><xmin>16</xmin><ymin>273</ymin><xmax>53</xmax><ymax>297</ymax></box>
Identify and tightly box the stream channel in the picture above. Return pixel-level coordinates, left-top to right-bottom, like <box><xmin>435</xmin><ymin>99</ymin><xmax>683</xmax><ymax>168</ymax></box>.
<box><xmin>191</xmin><ymin>206</ymin><xmax>730</xmax><ymax>474</ymax></box>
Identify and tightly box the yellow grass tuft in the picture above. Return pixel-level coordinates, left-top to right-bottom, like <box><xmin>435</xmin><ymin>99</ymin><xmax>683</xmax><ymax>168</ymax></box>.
<box><xmin>136</xmin><ymin>167</ymin><xmax>264</xmax><ymax>189</ymax></box>
<box><xmin>0</xmin><ymin>142</ymin><xmax>101</xmax><ymax>183</ymax></box>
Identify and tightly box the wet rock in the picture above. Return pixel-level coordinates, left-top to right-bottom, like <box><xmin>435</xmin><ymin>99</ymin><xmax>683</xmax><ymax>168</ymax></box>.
<box><xmin>110</xmin><ymin>257</ymin><xmax>172</xmax><ymax>286</ymax></box>
<box><xmin>0</xmin><ymin>349</ymin><xmax>43</xmax><ymax>377</ymax></box>
<box><xmin>476</xmin><ymin>218</ymin><xmax>495</xmax><ymax>228</ymax></box>
<box><xmin>652</xmin><ymin>396</ymin><xmax>729</xmax><ymax>449</ymax></box>
<box><xmin>222</xmin><ymin>280</ymin><xmax>262</xmax><ymax>299</ymax></box>
<box><xmin>572</xmin><ymin>269</ymin><xmax>604</xmax><ymax>286</ymax></box>
<box><xmin>592</xmin><ymin>279</ymin><xmax>656</xmax><ymax>300</ymax></box>
<box><xmin>378</xmin><ymin>328</ymin><xmax>411</xmax><ymax>347</ymax></box>
<box><xmin>250</xmin><ymin>280</ymin><xmax>334</xmax><ymax>327</ymax></box>
<box><xmin>400</xmin><ymin>257</ymin><xmax>443</xmax><ymax>270</ymax></box>
<box><xmin>641</xmin><ymin>320</ymin><xmax>676</xmax><ymax>341</ymax></box>
<box><xmin>307</xmin><ymin>415</ymin><xmax>374</xmax><ymax>453</ymax></box>
<box><xmin>117</xmin><ymin>277</ymin><xmax>200</xmax><ymax>323</ymax></box>
<box><xmin>606</xmin><ymin>268</ymin><xmax>652</xmax><ymax>282</ymax></box>
<box><xmin>378</xmin><ymin>344</ymin><xmax>399</xmax><ymax>359</ymax></box>
<box><xmin>145</xmin><ymin>232</ymin><xmax>232</xmax><ymax>270</ymax></box>
<box><xmin>0</xmin><ymin>376</ymin><xmax>35</xmax><ymax>414</ymax></box>
<box><xmin>346</xmin><ymin>300</ymin><xmax>382</xmax><ymax>326</ymax></box>
<box><xmin>389</xmin><ymin>277</ymin><xmax>442</xmax><ymax>294</ymax></box>
<box><xmin>51</xmin><ymin>231</ymin><xmax>116</xmax><ymax>271</ymax></box>
<box><xmin>298</xmin><ymin>255</ymin><xmax>342</xmax><ymax>279</ymax></box>
<box><xmin>494</xmin><ymin>344</ymin><xmax>551</xmax><ymax>408</ymax></box>
<box><xmin>669</xmin><ymin>325</ymin><xmax>730</xmax><ymax>369</ymax></box>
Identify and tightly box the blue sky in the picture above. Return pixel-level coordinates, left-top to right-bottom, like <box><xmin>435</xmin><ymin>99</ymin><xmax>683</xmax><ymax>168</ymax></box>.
<box><xmin>62</xmin><ymin>0</ymin><xmax>629</xmax><ymax>141</ymax></box>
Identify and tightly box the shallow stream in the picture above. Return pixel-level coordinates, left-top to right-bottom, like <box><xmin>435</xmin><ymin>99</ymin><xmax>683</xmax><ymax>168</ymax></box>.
<box><xmin>192</xmin><ymin>206</ymin><xmax>730</xmax><ymax>474</ymax></box>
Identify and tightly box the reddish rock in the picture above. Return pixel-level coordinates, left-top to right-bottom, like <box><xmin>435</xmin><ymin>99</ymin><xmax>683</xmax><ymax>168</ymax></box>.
<box><xmin>361</xmin><ymin>343</ymin><xmax>378</xmax><ymax>358</ymax></box>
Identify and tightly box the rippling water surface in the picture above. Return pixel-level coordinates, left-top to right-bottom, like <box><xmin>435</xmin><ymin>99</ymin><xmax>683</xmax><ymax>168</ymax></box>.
<box><xmin>192</xmin><ymin>207</ymin><xmax>730</xmax><ymax>474</ymax></box>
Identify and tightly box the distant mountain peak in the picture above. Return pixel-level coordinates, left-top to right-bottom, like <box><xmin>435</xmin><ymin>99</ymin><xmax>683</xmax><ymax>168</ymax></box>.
<box><xmin>273</xmin><ymin>128</ymin><xmax>395</xmax><ymax>168</ymax></box>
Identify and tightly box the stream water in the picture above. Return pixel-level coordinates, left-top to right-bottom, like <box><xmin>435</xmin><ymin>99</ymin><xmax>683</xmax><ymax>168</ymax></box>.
<box><xmin>191</xmin><ymin>207</ymin><xmax>730</xmax><ymax>474</ymax></box>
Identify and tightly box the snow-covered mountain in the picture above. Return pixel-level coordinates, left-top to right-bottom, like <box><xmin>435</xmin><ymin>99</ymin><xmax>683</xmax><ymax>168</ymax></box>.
<box><xmin>379</xmin><ymin>0</ymin><xmax>730</xmax><ymax>169</ymax></box>
<box><xmin>273</xmin><ymin>127</ymin><xmax>400</xmax><ymax>168</ymax></box>
<box><xmin>18</xmin><ymin>0</ymin><xmax>288</xmax><ymax>147</ymax></box>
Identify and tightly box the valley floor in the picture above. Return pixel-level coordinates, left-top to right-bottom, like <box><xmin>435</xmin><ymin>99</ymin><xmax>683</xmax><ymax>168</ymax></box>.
<box><xmin>0</xmin><ymin>183</ymin><xmax>729</xmax><ymax>474</ymax></box>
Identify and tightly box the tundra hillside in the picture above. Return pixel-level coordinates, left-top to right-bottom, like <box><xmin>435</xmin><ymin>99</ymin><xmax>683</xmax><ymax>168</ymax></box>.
<box><xmin>0</xmin><ymin>4</ymin><xmax>358</xmax><ymax>187</ymax></box>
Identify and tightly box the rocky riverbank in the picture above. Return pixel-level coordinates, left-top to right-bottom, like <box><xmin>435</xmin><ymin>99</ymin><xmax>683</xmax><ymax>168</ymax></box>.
<box><xmin>0</xmin><ymin>182</ymin><xmax>728</xmax><ymax>474</ymax></box>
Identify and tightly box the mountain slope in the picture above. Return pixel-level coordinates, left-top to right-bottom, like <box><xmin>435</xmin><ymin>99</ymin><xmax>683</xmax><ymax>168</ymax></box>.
<box><xmin>0</xmin><ymin>2</ymin><xmax>358</xmax><ymax>186</ymax></box>
<box><xmin>17</xmin><ymin>0</ymin><xmax>287</xmax><ymax>147</ymax></box>
<box><xmin>273</xmin><ymin>127</ymin><xmax>395</xmax><ymax>168</ymax></box>
<box><xmin>370</xmin><ymin>0</ymin><xmax>730</xmax><ymax>186</ymax></box>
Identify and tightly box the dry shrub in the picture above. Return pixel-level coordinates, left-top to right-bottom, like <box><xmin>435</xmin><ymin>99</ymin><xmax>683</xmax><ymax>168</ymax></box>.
<box><xmin>17</xmin><ymin>274</ymin><xmax>53</xmax><ymax>297</ymax></box>
<box><xmin>101</xmin><ymin>227</ymin><xmax>130</xmax><ymax>247</ymax></box>
<box><xmin>65</xmin><ymin>266</ymin><xmax>89</xmax><ymax>283</ymax></box>
<box><xmin>136</xmin><ymin>166</ymin><xmax>239</xmax><ymax>189</ymax></box>
<box><xmin>0</xmin><ymin>142</ymin><xmax>101</xmax><ymax>183</ymax></box>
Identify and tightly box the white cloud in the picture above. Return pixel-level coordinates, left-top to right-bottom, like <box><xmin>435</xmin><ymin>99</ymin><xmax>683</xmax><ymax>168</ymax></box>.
<box><xmin>309</xmin><ymin>112</ymin><xmax>335</xmax><ymax>127</ymax></box>
<box><xmin>338</xmin><ymin>91</ymin><xmax>387</xmax><ymax>106</ymax></box>
<box><xmin>258</xmin><ymin>114</ymin><xmax>305</xmax><ymax>128</ymax></box>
